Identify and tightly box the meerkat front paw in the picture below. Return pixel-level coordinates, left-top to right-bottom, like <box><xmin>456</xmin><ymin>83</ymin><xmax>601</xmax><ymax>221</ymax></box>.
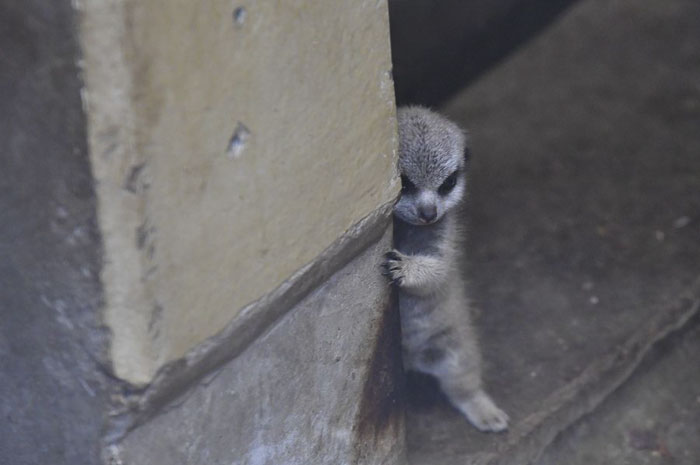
<box><xmin>457</xmin><ymin>391</ymin><xmax>509</xmax><ymax>433</ymax></box>
<box><xmin>382</xmin><ymin>250</ymin><xmax>406</xmax><ymax>286</ymax></box>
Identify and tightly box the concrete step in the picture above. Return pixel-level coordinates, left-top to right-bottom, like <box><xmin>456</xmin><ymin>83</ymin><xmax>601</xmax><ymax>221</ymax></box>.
<box><xmin>404</xmin><ymin>0</ymin><xmax>700</xmax><ymax>463</ymax></box>
<box><xmin>538</xmin><ymin>316</ymin><xmax>700</xmax><ymax>465</ymax></box>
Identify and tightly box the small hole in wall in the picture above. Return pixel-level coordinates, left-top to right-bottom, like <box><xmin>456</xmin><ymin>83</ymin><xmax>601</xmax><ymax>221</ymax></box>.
<box><xmin>227</xmin><ymin>122</ymin><xmax>251</xmax><ymax>159</ymax></box>
<box><xmin>233</xmin><ymin>6</ymin><xmax>247</xmax><ymax>26</ymax></box>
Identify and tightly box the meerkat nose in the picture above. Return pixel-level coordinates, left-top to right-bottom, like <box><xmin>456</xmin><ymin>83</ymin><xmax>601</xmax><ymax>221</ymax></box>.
<box><xmin>419</xmin><ymin>205</ymin><xmax>437</xmax><ymax>223</ymax></box>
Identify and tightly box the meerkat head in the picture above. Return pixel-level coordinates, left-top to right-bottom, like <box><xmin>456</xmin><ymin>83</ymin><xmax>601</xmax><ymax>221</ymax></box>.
<box><xmin>394</xmin><ymin>106</ymin><xmax>469</xmax><ymax>226</ymax></box>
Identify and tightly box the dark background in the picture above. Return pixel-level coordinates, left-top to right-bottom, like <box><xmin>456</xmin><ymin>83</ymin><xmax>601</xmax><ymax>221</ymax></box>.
<box><xmin>388</xmin><ymin>0</ymin><xmax>579</xmax><ymax>106</ymax></box>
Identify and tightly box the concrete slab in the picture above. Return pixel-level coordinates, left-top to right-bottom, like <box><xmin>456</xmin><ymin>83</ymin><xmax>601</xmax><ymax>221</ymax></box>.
<box><xmin>405</xmin><ymin>0</ymin><xmax>700</xmax><ymax>463</ymax></box>
<box><xmin>538</xmin><ymin>317</ymin><xmax>700</xmax><ymax>465</ymax></box>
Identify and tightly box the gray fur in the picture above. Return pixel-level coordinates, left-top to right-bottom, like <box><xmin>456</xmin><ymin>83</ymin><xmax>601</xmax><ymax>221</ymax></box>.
<box><xmin>384</xmin><ymin>106</ymin><xmax>509</xmax><ymax>432</ymax></box>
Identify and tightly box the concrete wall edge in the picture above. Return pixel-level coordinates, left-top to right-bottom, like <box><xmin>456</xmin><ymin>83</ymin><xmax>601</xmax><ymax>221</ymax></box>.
<box><xmin>103</xmin><ymin>199</ymin><xmax>396</xmax><ymax>443</ymax></box>
<box><xmin>77</xmin><ymin>0</ymin><xmax>157</xmax><ymax>385</ymax></box>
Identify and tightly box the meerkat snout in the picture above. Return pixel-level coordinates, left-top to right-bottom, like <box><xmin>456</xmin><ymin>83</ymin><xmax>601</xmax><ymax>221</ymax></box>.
<box><xmin>418</xmin><ymin>204</ymin><xmax>437</xmax><ymax>223</ymax></box>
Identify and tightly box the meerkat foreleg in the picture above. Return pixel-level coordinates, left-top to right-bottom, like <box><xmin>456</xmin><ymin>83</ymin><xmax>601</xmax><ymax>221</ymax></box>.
<box><xmin>382</xmin><ymin>250</ymin><xmax>450</xmax><ymax>296</ymax></box>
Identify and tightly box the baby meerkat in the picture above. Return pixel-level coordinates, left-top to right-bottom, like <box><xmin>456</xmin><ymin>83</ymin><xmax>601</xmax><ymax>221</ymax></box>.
<box><xmin>383</xmin><ymin>106</ymin><xmax>509</xmax><ymax>432</ymax></box>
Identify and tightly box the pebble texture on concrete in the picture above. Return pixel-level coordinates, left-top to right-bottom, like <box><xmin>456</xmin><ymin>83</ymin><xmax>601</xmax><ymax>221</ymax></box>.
<box><xmin>404</xmin><ymin>0</ymin><xmax>700</xmax><ymax>463</ymax></box>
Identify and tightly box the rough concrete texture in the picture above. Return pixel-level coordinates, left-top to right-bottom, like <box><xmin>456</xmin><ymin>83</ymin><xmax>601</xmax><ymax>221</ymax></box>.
<box><xmin>404</xmin><ymin>0</ymin><xmax>700</xmax><ymax>463</ymax></box>
<box><xmin>79</xmin><ymin>0</ymin><xmax>399</xmax><ymax>384</ymax></box>
<box><xmin>538</xmin><ymin>317</ymin><xmax>700</xmax><ymax>465</ymax></box>
<box><xmin>113</xmin><ymin>230</ymin><xmax>405</xmax><ymax>465</ymax></box>
<box><xmin>0</xmin><ymin>2</ymin><xmax>110</xmax><ymax>464</ymax></box>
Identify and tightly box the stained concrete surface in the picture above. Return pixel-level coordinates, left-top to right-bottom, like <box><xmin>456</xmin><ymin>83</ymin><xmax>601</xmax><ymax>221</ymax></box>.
<box><xmin>0</xmin><ymin>2</ymin><xmax>109</xmax><ymax>464</ymax></box>
<box><xmin>538</xmin><ymin>317</ymin><xmax>700</xmax><ymax>465</ymax></box>
<box><xmin>404</xmin><ymin>0</ymin><xmax>700</xmax><ymax>463</ymax></box>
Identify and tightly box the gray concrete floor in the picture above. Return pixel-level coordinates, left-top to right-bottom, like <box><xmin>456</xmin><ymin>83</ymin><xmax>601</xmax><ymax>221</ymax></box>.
<box><xmin>538</xmin><ymin>318</ymin><xmax>700</xmax><ymax>465</ymax></box>
<box><xmin>403</xmin><ymin>0</ymin><xmax>700</xmax><ymax>463</ymax></box>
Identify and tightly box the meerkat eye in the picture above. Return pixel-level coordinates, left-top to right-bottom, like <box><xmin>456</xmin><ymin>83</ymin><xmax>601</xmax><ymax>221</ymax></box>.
<box><xmin>438</xmin><ymin>171</ymin><xmax>459</xmax><ymax>196</ymax></box>
<box><xmin>400</xmin><ymin>175</ymin><xmax>417</xmax><ymax>194</ymax></box>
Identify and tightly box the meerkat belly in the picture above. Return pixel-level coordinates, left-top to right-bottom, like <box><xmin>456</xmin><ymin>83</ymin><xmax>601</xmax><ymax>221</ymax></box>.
<box><xmin>399</xmin><ymin>292</ymin><xmax>449</xmax><ymax>360</ymax></box>
<box><xmin>398</xmin><ymin>277</ymin><xmax>469</xmax><ymax>370</ymax></box>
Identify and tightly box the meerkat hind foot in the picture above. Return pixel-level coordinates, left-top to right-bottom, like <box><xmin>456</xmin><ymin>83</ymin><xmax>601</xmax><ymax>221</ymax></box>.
<box><xmin>456</xmin><ymin>391</ymin><xmax>509</xmax><ymax>433</ymax></box>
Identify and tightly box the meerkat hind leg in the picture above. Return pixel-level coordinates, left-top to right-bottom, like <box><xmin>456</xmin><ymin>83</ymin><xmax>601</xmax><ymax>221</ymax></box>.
<box><xmin>440</xmin><ymin>373</ymin><xmax>509</xmax><ymax>432</ymax></box>
<box><xmin>416</xmin><ymin>293</ymin><xmax>509</xmax><ymax>432</ymax></box>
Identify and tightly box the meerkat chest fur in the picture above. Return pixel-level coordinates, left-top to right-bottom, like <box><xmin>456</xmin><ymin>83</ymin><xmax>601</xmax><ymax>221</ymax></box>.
<box><xmin>393</xmin><ymin>213</ymin><xmax>461</xmax><ymax>340</ymax></box>
<box><xmin>393</xmin><ymin>214</ymin><xmax>459</xmax><ymax>287</ymax></box>
<box><xmin>394</xmin><ymin>214</ymin><xmax>454</xmax><ymax>258</ymax></box>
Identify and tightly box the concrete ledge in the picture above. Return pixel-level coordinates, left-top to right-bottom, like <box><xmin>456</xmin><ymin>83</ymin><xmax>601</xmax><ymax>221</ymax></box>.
<box><xmin>105</xmin><ymin>200</ymin><xmax>396</xmax><ymax>442</ymax></box>
<box><xmin>490</xmin><ymin>279</ymin><xmax>700</xmax><ymax>465</ymax></box>
<box><xmin>109</xmin><ymin>220</ymin><xmax>405</xmax><ymax>465</ymax></box>
<box><xmin>539</xmin><ymin>312</ymin><xmax>700</xmax><ymax>463</ymax></box>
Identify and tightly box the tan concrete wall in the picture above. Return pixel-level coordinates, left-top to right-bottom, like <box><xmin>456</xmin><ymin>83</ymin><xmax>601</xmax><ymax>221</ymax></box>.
<box><xmin>80</xmin><ymin>0</ymin><xmax>398</xmax><ymax>385</ymax></box>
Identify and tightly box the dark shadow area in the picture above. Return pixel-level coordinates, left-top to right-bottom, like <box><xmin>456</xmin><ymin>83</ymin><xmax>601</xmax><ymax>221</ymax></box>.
<box><xmin>404</xmin><ymin>371</ymin><xmax>445</xmax><ymax>413</ymax></box>
<box><xmin>388</xmin><ymin>0</ymin><xmax>580</xmax><ymax>107</ymax></box>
